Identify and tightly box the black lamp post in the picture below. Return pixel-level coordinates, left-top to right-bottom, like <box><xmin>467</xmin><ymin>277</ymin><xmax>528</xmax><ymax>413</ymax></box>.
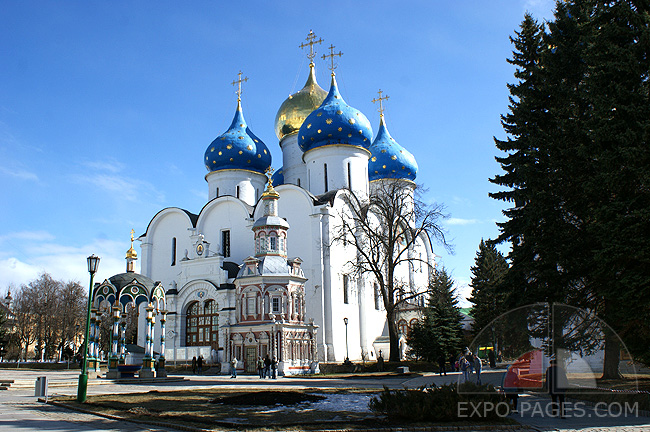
<box><xmin>343</xmin><ymin>317</ymin><xmax>350</xmax><ymax>364</ymax></box>
<box><xmin>77</xmin><ymin>254</ymin><xmax>100</xmax><ymax>403</ymax></box>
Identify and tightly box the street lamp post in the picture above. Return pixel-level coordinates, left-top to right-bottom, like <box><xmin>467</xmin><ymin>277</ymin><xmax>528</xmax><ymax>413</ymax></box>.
<box><xmin>343</xmin><ymin>317</ymin><xmax>350</xmax><ymax>364</ymax></box>
<box><xmin>77</xmin><ymin>254</ymin><xmax>100</xmax><ymax>403</ymax></box>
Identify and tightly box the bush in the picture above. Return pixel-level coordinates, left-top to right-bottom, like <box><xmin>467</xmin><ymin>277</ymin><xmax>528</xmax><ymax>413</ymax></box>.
<box><xmin>369</xmin><ymin>382</ymin><xmax>507</xmax><ymax>422</ymax></box>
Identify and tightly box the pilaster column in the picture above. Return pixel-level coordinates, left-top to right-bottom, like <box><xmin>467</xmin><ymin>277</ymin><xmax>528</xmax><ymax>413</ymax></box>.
<box><xmin>111</xmin><ymin>306</ymin><xmax>120</xmax><ymax>358</ymax></box>
<box><xmin>119</xmin><ymin>321</ymin><xmax>126</xmax><ymax>362</ymax></box>
<box><xmin>140</xmin><ymin>305</ymin><xmax>155</xmax><ymax>378</ymax></box>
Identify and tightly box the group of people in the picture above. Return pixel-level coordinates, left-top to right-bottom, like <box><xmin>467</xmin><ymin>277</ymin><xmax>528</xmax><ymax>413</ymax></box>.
<box><xmin>256</xmin><ymin>355</ymin><xmax>278</xmax><ymax>379</ymax></box>
<box><xmin>191</xmin><ymin>355</ymin><xmax>204</xmax><ymax>375</ymax></box>
<box><xmin>456</xmin><ymin>350</ymin><xmax>483</xmax><ymax>384</ymax></box>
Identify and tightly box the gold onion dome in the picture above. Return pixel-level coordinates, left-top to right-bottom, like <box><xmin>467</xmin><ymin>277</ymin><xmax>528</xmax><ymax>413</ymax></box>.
<box><xmin>274</xmin><ymin>64</ymin><xmax>327</xmax><ymax>140</ymax></box>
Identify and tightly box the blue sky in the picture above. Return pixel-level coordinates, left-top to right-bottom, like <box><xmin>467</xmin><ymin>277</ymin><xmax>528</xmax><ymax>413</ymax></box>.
<box><xmin>0</xmin><ymin>1</ymin><xmax>555</xmax><ymax>305</ymax></box>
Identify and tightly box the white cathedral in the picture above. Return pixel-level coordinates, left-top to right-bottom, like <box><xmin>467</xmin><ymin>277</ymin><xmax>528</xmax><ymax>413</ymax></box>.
<box><xmin>127</xmin><ymin>34</ymin><xmax>435</xmax><ymax>375</ymax></box>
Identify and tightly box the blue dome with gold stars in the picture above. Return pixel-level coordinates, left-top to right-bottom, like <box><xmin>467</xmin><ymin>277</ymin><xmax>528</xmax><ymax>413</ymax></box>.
<box><xmin>298</xmin><ymin>75</ymin><xmax>373</xmax><ymax>153</ymax></box>
<box><xmin>368</xmin><ymin>117</ymin><xmax>418</xmax><ymax>182</ymax></box>
<box><xmin>205</xmin><ymin>101</ymin><xmax>272</xmax><ymax>174</ymax></box>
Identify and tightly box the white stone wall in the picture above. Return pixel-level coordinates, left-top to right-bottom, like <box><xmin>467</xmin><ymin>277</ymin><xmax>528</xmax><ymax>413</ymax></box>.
<box><xmin>280</xmin><ymin>134</ymin><xmax>307</xmax><ymax>187</ymax></box>
<box><xmin>303</xmin><ymin>145</ymin><xmax>370</xmax><ymax>197</ymax></box>
<box><xmin>205</xmin><ymin>169</ymin><xmax>267</xmax><ymax>206</ymax></box>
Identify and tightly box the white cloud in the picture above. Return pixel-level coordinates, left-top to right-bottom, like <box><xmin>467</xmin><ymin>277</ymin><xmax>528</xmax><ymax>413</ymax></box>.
<box><xmin>0</xmin><ymin>230</ymin><xmax>56</xmax><ymax>243</ymax></box>
<box><xmin>0</xmin><ymin>165</ymin><xmax>38</xmax><ymax>181</ymax></box>
<box><xmin>73</xmin><ymin>173</ymin><xmax>165</xmax><ymax>203</ymax></box>
<box><xmin>83</xmin><ymin>158</ymin><xmax>126</xmax><ymax>173</ymax></box>
<box><xmin>0</xmin><ymin>234</ymin><xmax>137</xmax><ymax>291</ymax></box>
<box><xmin>454</xmin><ymin>277</ymin><xmax>473</xmax><ymax>308</ymax></box>
<box><xmin>446</xmin><ymin>218</ymin><xmax>480</xmax><ymax>226</ymax></box>
<box><xmin>523</xmin><ymin>0</ymin><xmax>556</xmax><ymax>20</ymax></box>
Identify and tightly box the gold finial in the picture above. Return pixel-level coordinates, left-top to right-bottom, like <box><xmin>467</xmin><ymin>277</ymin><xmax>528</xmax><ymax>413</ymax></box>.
<box><xmin>262</xmin><ymin>166</ymin><xmax>279</xmax><ymax>197</ymax></box>
<box><xmin>299</xmin><ymin>30</ymin><xmax>323</xmax><ymax>65</ymax></box>
<box><xmin>126</xmin><ymin>228</ymin><xmax>137</xmax><ymax>259</ymax></box>
<box><xmin>265</xmin><ymin>166</ymin><xmax>275</xmax><ymax>187</ymax></box>
<box><xmin>372</xmin><ymin>89</ymin><xmax>390</xmax><ymax>117</ymax></box>
<box><xmin>231</xmin><ymin>70</ymin><xmax>249</xmax><ymax>102</ymax></box>
<box><xmin>322</xmin><ymin>44</ymin><xmax>343</xmax><ymax>76</ymax></box>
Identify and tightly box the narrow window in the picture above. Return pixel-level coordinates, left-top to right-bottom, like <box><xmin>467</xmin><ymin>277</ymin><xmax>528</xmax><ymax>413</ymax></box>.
<box><xmin>216</xmin><ymin>187</ymin><xmax>219</xmax><ymax>198</ymax></box>
<box><xmin>222</xmin><ymin>230</ymin><xmax>231</xmax><ymax>257</ymax></box>
<box><xmin>272</xmin><ymin>297</ymin><xmax>280</xmax><ymax>313</ymax></box>
<box><xmin>297</xmin><ymin>178</ymin><xmax>301</xmax><ymax>187</ymax></box>
<box><xmin>171</xmin><ymin>237</ymin><xmax>176</xmax><ymax>266</ymax></box>
<box><xmin>270</xmin><ymin>236</ymin><xmax>277</xmax><ymax>251</ymax></box>
<box><xmin>374</xmin><ymin>283</ymin><xmax>380</xmax><ymax>310</ymax></box>
<box><xmin>256</xmin><ymin>188</ymin><xmax>259</xmax><ymax>201</ymax></box>
<box><xmin>343</xmin><ymin>275</ymin><xmax>349</xmax><ymax>304</ymax></box>
<box><xmin>347</xmin><ymin>162</ymin><xmax>352</xmax><ymax>190</ymax></box>
<box><xmin>323</xmin><ymin>163</ymin><xmax>328</xmax><ymax>192</ymax></box>
<box><xmin>236</xmin><ymin>186</ymin><xmax>240</xmax><ymax>198</ymax></box>
<box><xmin>247</xmin><ymin>297</ymin><xmax>256</xmax><ymax>316</ymax></box>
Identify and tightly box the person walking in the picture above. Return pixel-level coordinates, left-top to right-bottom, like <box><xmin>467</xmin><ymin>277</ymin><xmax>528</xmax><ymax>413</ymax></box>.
<box><xmin>473</xmin><ymin>353</ymin><xmax>482</xmax><ymax>385</ymax></box>
<box><xmin>271</xmin><ymin>356</ymin><xmax>278</xmax><ymax>379</ymax></box>
<box><xmin>546</xmin><ymin>359</ymin><xmax>568</xmax><ymax>418</ymax></box>
<box><xmin>257</xmin><ymin>356</ymin><xmax>265</xmax><ymax>379</ymax></box>
<box><xmin>437</xmin><ymin>354</ymin><xmax>447</xmax><ymax>376</ymax></box>
<box><xmin>230</xmin><ymin>357</ymin><xmax>238</xmax><ymax>378</ymax></box>
<box><xmin>460</xmin><ymin>356</ymin><xmax>470</xmax><ymax>382</ymax></box>
<box><xmin>197</xmin><ymin>355</ymin><xmax>203</xmax><ymax>375</ymax></box>
<box><xmin>264</xmin><ymin>354</ymin><xmax>271</xmax><ymax>378</ymax></box>
<box><xmin>488</xmin><ymin>349</ymin><xmax>496</xmax><ymax>368</ymax></box>
<box><xmin>191</xmin><ymin>356</ymin><xmax>197</xmax><ymax>375</ymax></box>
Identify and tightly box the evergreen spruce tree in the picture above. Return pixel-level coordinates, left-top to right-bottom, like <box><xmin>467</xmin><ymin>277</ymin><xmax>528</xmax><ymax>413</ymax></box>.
<box><xmin>407</xmin><ymin>268</ymin><xmax>463</xmax><ymax>362</ymax></box>
<box><xmin>493</xmin><ymin>2</ymin><xmax>650</xmax><ymax>372</ymax></box>
<box><xmin>468</xmin><ymin>240</ymin><xmax>508</xmax><ymax>351</ymax></box>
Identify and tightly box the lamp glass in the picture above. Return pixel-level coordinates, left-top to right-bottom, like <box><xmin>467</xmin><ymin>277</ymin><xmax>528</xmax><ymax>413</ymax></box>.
<box><xmin>343</xmin><ymin>317</ymin><xmax>348</xmax><ymax>324</ymax></box>
<box><xmin>87</xmin><ymin>254</ymin><xmax>100</xmax><ymax>274</ymax></box>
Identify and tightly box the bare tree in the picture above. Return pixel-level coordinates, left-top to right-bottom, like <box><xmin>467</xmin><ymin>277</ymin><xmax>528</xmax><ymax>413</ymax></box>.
<box><xmin>12</xmin><ymin>289</ymin><xmax>37</xmax><ymax>361</ymax></box>
<box><xmin>58</xmin><ymin>281</ymin><xmax>87</xmax><ymax>359</ymax></box>
<box><xmin>333</xmin><ymin>180</ymin><xmax>448</xmax><ymax>361</ymax></box>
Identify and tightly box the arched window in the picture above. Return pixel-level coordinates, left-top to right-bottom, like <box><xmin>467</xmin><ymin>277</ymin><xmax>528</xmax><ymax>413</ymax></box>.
<box><xmin>398</xmin><ymin>319</ymin><xmax>408</xmax><ymax>336</ymax></box>
<box><xmin>186</xmin><ymin>300</ymin><xmax>219</xmax><ymax>347</ymax></box>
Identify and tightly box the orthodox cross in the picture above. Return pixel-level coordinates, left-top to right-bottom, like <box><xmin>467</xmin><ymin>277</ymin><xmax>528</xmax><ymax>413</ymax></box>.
<box><xmin>130</xmin><ymin>228</ymin><xmax>135</xmax><ymax>243</ymax></box>
<box><xmin>322</xmin><ymin>44</ymin><xmax>343</xmax><ymax>74</ymax></box>
<box><xmin>231</xmin><ymin>71</ymin><xmax>249</xmax><ymax>101</ymax></box>
<box><xmin>372</xmin><ymin>89</ymin><xmax>390</xmax><ymax>116</ymax></box>
<box><xmin>299</xmin><ymin>30</ymin><xmax>323</xmax><ymax>63</ymax></box>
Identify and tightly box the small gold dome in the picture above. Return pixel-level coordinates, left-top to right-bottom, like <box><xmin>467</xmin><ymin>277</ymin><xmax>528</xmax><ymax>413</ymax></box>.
<box><xmin>126</xmin><ymin>246</ymin><xmax>137</xmax><ymax>259</ymax></box>
<box><xmin>274</xmin><ymin>64</ymin><xmax>327</xmax><ymax>141</ymax></box>
<box><xmin>126</xmin><ymin>229</ymin><xmax>138</xmax><ymax>259</ymax></box>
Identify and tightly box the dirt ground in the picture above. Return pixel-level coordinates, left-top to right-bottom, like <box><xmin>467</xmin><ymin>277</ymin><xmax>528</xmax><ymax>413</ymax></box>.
<box><xmin>54</xmin><ymin>388</ymin><xmax>385</xmax><ymax>431</ymax></box>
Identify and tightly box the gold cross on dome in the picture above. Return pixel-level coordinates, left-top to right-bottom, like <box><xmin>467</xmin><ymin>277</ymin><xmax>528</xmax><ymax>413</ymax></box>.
<box><xmin>372</xmin><ymin>89</ymin><xmax>390</xmax><ymax>116</ymax></box>
<box><xmin>231</xmin><ymin>71</ymin><xmax>249</xmax><ymax>101</ymax></box>
<box><xmin>299</xmin><ymin>30</ymin><xmax>323</xmax><ymax>63</ymax></box>
<box><xmin>322</xmin><ymin>44</ymin><xmax>343</xmax><ymax>75</ymax></box>
<box><xmin>130</xmin><ymin>228</ymin><xmax>135</xmax><ymax>243</ymax></box>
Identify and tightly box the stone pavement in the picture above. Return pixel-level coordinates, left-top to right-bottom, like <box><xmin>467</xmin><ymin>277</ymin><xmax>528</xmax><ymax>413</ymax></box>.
<box><xmin>0</xmin><ymin>369</ymin><xmax>648</xmax><ymax>431</ymax></box>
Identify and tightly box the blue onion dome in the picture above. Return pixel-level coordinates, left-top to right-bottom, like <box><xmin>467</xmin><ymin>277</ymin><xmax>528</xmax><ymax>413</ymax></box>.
<box><xmin>270</xmin><ymin>166</ymin><xmax>284</xmax><ymax>186</ymax></box>
<box><xmin>368</xmin><ymin>116</ymin><xmax>418</xmax><ymax>182</ymax></box>
<box><xmin>298</xmin><ymin>74</ymin><xmax>373</xmax><ymax>153</ymax></box>
<box><xmin>204</xmin><ymin>100</ymin><xmax>272</xmax><ymax>174</ymax></box>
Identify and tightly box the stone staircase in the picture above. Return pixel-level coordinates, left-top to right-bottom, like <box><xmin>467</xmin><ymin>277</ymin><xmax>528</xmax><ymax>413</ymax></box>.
<box><xmin>0</xmin><ymin>379</ymin><xmax>14</xmax><ymax>390</ymax></box>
